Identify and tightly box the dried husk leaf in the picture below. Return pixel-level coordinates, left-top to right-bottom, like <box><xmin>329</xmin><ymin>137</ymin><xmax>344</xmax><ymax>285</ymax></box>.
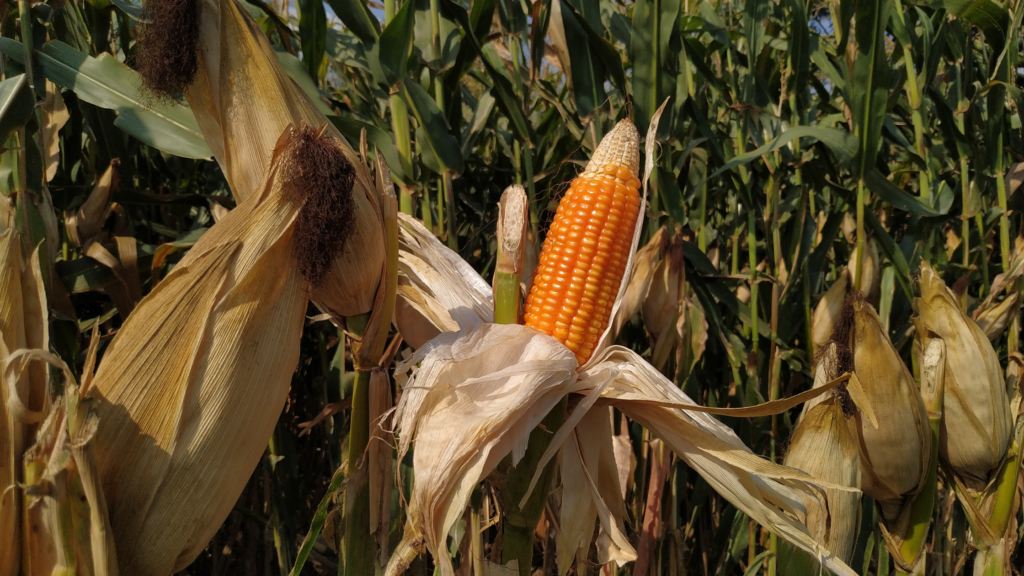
<box><xmin>811</xmin><ymin>269</ymin><xmax>849</xmax><ymax>356</ymax></box>
<box><xmin>188</xmin><ymin>0</ymin><xmax>383</xmax><ymax>317</ymax></box>
<box><xmin>915</xmin><ymin>261</ymin><xmax>1012</xmax><ymax>488</ymax></box>
<box><xmin>581</xmin><ymin>347</ymin><xmax>858</xmax><ymax>576</ymax></box>
<box><xmin>396</xmin><ymin>212</ymin><xmax>493</xmax><ymax>334</ymax></box>
<box><xmin>41</xmin><ymin>81</ymin><xmax>69</xmax><ymax>183</ymax></box>
<box><xmin>779</xmin><ymin>397</ymin><xmax>861</xmax><ymax>572</ymax></box>
<box><xmin>386</xmin><ymin>323</ymin><xmax>581</xmax><ymax>576</ymax></box>
<box><xmin>1</xmin><ymin>229</ymin><xmax>49</xmax><ymax>575</ymax></box>
<box><xmin>642</xmin><ymin>234</ymin><xmax>683</xmax><ymax>339</ymax></box>
<box><xmin>674</xmin><ymin>297</ymin><xmax>707</xmax><ymax>382</ymax></box>
<box><xmin>13</xmin><ymin>350</ymin><xmax>118</xmax><ymax>576</ymax></box>
<box><xmin>849</xmin><ymin>297</ymin><xmax>931</xmax><ymax>514</ymax></box>
<box><xmin>65</xmin><ymin>162</ymin><xmax>115</xmax><ymax>248</ymax></box>
<box><xmin>557</xmin><ymin>409</ymin><xmax>634</xmax><ymax>575</ymax></box>
<box><xmin>610</xmin><ymin>226</ymin><xmax>667</xmax><ymax>338</ymax></box>
<box><xmin>89</xmin><ymin>135</ymin><xmax>313</xmax><ymax>576</ymax></box>
<box><xmin>972</xmin><ymin>292</ymin><xmax>1020</xmax><ymax>341</ymax></box>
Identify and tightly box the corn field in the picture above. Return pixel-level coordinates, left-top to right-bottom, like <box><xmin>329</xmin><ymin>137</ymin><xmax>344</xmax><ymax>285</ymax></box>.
<box><xmin>0</xmin><ymin>0</ymin><xmax>1023</xmax><ymax>574</ymax></box>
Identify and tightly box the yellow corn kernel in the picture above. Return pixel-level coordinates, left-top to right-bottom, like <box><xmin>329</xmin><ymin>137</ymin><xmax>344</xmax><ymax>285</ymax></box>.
<box><xmin>523</xmin><ymin>120</ymin><xmax>640</xmax><ymax>364</ymax></box>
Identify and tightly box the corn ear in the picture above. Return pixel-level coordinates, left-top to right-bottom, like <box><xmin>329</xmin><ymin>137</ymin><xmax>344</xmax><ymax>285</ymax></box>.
<box><xmin>187</xmin><ymin>0</ymin><xmax>383</xmax><ymax>318</ymax></box>
<box><xmin>849</xmin><ymin>296</ymin><xmax>931</xmax><ymax>515</ymax></box>
<box><xmin>89</xmin><ymin>129</ymin><xmax>328</xmax><ymax>576</ymax></box>
<box><xmin>914</xmin><ymin>260</ymin><xmax>1012</xmax><ymax>488</ymax></box>
<box><xmin>779</xmin><ymin>396</ymin><xmax>861</xmax><ymax>572</ymax></box>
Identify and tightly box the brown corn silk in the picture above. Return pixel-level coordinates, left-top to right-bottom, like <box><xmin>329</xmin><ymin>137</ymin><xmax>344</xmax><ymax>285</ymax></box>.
<box><xmin>524</xmin><ymin>120</ymin><xmax>642</xmax><ymax>365</ymax></box>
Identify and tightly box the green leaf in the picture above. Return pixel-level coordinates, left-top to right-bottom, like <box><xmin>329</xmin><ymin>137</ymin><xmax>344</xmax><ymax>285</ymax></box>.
<box><xmin>705</xmin><ymin>126</ymin><xmax>857</xmax><ymax>183</ymax></box>
<box><xmin>399</xmin><ymin>81</ymin><xmax>464</xmax><ymax>174</ymax></box>
<box><xmin>549</xmin><ymin>0</ymin><xmax>606</xmax><ymax>119</ymax></box>
<box><xmin>630</xmin><ymin>0</ymin><xmax>682</xmax><ymax>135</ymax></box>
<box><xmin>326</xmin><ymin>0</ymin><xmax>381</xmax><ymax>45</ymax></box>
<box><xmin>413</xmin><ymin>0</ymin><xmax>462</xmax><ymax>72</ymax></box>
<box><xmin>328</xmin><ymin>115</ymin><xmax>408</xmax><ymax>184</ymax></box>
<box><xmin>1</xmin><ymin>39</ymin><xmax>211</xmax><ymax>159</ymax></box>
<box><xmin>0</xmin><ymin>75</ymin><xmax>35</xmax><ymax>142</ymax></box>
<box><xmin>378</xmin><ymin>0</ymin><xmax>416</xmax><ymax>87</ymax></box>
<box><xmin>850</xmin><ymin>0</ymin><xmax>892</xmax><ymax>180</ymax></box>
<box><xmin>864</xmin><ymin>209</ymin><xmax>913</xmax><ymax>300</ymax></box>
<box><xmin>460</xmin><ymin>88</ymin><xmax>495</xmax><ymax>157</ymax></box>
<box><xmin>109</xmin><ymin>0</ymin><xmax>142</xmax><ymax>20</ymax></box>
<box><xmin>863</xmin><ymin>168</ymin><xmax>941</xmax><ymax>215</ymax></box>
<box><xmin>438</xmin><ymin>0</ymin><xmax>533</xmax><ymax>146</ymax></box>
<box><xmin>298</xmin><ymin>0</ymin><xmax>327</xmax><ymax>81</ymax></box>
<box><xmin>945</xmin><ymin>0</ymin><xmax>1009</xmax><ymax>49</ymax></box>
<box><xmin>288</xmin><ymin>468</ymin><xmax>346</xmax><ymax>576</ymax></box>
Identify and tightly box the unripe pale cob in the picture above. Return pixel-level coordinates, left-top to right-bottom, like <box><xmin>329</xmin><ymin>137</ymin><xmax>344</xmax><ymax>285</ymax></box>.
<box><xmin>524</xmin><ymin>120</ymin><xmax>641</xmax><ymax>364</ymax></box>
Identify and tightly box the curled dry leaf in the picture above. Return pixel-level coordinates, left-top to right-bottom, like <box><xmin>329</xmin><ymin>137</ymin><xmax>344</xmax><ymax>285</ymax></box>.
<box><xmin>610</xmin><ymin>225</ymin><xmax>667</xmax><ymax>339</ymax></box>
<box><xmin>66</xmin><ymin>162</ymin><xmax>116</xmax><ymax>248</ymax></box>
<box><xmin>41</xmin><ymin>81</ymin><xmax>69</xmax><ymax>183</ymax></box>
<box><xmin>0</xmin><ymin>228</ymin><xmax>49</xmax><ymax>575</ymax></box>
<box><xmin>973</xmin><ymin>292</ymin><xmax>1020</xmax><ymax>341</ymax></box>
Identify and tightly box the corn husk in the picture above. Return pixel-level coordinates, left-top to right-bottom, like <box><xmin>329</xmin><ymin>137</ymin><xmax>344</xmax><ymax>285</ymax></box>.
<box><xmin>811</xmin><ymin>268</ymin><xmax>849</xmax><ymax>356</ymax></box>
<box><xmin>642</xmin><ymin>234</ymin><xmax>683</xmax><ymax>343</ymax></box>
<box><xmin>1</xmin><ymin>228</ymin><xmax>49</xmax><ymax>575</ymax></box>
<box><xmin>14</xmin><ymin>348</ymin><xmax>119</xmax><ymax>576</ymax></box>
<box><xmin>187</xmin><ymin>0</ymin><xmax>383</xmax><ymax>318</ymax></box>
<box><xmin>610</xmin><ymin>226</ymin><xmax>667</xmax><ymax>338</ymax></box>
<box><xmin>89</xmin><ymin>130</ymin><xmax>317</xmax><ymax>576</ymax></box>
<box><xmin>849</xmin><ymin>296</ymin><xmax>931</xmax><ymax>514</ymax></box>
<box><xmin>557</xmin><ymin>408</ymin><xmax>633</xmax><ymax>574</ymax></box>
<box><xmin>915</xmin><ymin>260</ymin><xmax>1012</xmax><ymax>488</ymax></box>
<box><xmin>779</xmin><ymin>397</ymin><xmax>861</xmax><ymax>572</ymax></box>
<box><xmin>972</xmin><ymin>292</ymin><xmax>1020</xmax><ymax>341</ymax></box>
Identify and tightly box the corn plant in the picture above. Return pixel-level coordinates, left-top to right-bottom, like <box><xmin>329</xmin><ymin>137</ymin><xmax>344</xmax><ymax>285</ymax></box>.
<box><xmin>0</xmin><ymin>0</ymin><xmax>1022</xmax><ymax>574</ymax></box>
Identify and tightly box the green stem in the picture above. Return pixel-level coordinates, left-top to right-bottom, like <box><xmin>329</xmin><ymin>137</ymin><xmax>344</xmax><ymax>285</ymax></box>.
<box><xmin>892</xmin><ymin>0</ymin><xmax>931</xmax><ymax>200</ymax></box>
<box><xmin>343</xmin><ymin>315</ymin><xmax>374</xmax><ymax>576</ymax></box>
<box><xmin>500</xmin><ymin>398</ymin><xmax>567</xmax><ymax>576</ymax></box>
<box><xmin>855</xmin><ymin>180</ymin><xmax>866</xmax><ymax>293</ymax></box>
<box><xmin>385</xmin><ymin>0</ymin><xmax>414</xmax><ymax>215</ymax></box>
<box><xmin>494</xmin><ymin>272</ymin><xmax>521</xmax><ymax>325</ymax></box>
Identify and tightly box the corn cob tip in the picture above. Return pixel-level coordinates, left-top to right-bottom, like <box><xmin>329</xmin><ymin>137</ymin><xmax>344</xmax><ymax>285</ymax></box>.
<box><xmin>581</xmin><ymin>119</ymin><xmax>640</xmax><ymax>180</ymax></box>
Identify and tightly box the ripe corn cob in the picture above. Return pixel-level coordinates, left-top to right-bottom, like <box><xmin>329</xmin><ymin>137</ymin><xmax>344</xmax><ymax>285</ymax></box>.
<box><xmin>524</xmin><ymin>120</ymin><xmax>641</xmax><ymax>364</ymax></box>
